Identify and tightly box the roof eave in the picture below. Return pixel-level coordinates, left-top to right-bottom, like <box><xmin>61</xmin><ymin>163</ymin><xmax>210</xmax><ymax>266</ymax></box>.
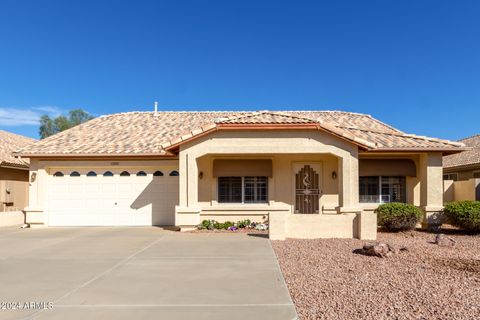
<box><xmin>13</xmin><ymin>152</ymin><xmax>176</xmax><ymax>159</ymax></box>
<box><xmin>364</xmin><ymin>147</ymin><xmax>470</xmax><ymax>155</ymax></box>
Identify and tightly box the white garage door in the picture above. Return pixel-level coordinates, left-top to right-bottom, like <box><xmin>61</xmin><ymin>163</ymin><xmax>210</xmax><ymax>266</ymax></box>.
<box><xmin>47</xmin><ymin>168</ymin><xmax>179</xmax><ymax>226</ymax></box>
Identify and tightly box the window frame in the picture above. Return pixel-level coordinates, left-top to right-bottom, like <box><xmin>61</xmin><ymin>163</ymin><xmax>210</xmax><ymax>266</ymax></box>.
<box><xmin>359</xmin><ymin>176</ymin><xmax>406</xmax><ymax>204</ymax></box>
<box><xmin>217</xmin><ymin>176</ymin><xmax>269</xmax><ymax>204</ymax></box>
<box><xmin>443</xmin><ymin>173</ymin><xmax>458</xmax><ymax>181</ymax></box>
<box><xmin>473</xmin><ymin>171</ymin><xmax>480</xmax><ymax>179</ymax></box>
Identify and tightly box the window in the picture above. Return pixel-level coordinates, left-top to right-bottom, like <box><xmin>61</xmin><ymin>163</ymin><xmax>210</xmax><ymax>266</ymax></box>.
<box><xmin>169</xmin><ymin>170</ymin><xmax>179</xmax><ymax>176</ymax></box>
<box><xmin>70</xmin><ymin>171</ymin><xmax>80</xmax><ymax>177</ymax></box>
<box><xmin>103</xmin><ymin>171</ymin><xmax>114</xmax><ymax>177</ymax></box>
<box><xmin>218</xmin><ymin>177</ymin><xmax>242</xmax><ymax>203</ymax></box>
<box><xmin>244</xmin><ymin>177</ymin><xmax>268</xmax><ymax>203</ymax></box>
<box><xmin>153</xmin><ymin>171</ymin><xmax>164</xmax><ymax>177</ymax></box>
<box><xmin>136</xmin><ymin>171</ymin><xmax>147</xmax><ymax>176</ymax></box>
<box><xmin>443</xmin><ymin>173</ymin><xmax>458</xmax><ymax>181</ymax></box>
<box><xmin>218</xmin><ymin>176</ymin><xmax>268</xmax><ymax>203</ymax></box>
<box><xmin>120</xmin><ymin>171</ymin><xmax>130</xmax><ymax>176</ymax></box>
<box><xmin>473</xmin><ymin>172</ymin><xmax>480</xmax><ymax>179</ymax></box>
<box><xmin>86</xmin><ymin>171</ymin><xmax>97</xmax><ymax>177</ymax></box>
<box><xmin>359</xmin><ymin>176</ymin><xmax>406</xmax><ymax>203</ymax></box>
<box><xmin>53</xmin><ymin>171</ymin><xmax>64</xmax><ymax>177</ymax></box>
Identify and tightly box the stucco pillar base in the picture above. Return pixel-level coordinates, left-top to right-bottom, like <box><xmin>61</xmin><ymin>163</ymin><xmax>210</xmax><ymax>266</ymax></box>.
<box><xmin>24</xmin><ymin>208</ymin><xmax>46</xmax><ymax>227</ymax></box>
<box><xmin>355</xmin><ymin>211</ymin><xmax>377</xmax><ymax>240</ymax></box>
<box><xmin>175</xmin><ymin>206</ymin><xmax>201</xmax><ymax>229</ymax></box>
<box><xmin>421</xmin><ymin>206</ymin><xmax>445</xmax><ymax>229</ymax></box>
<box><xmin>269</xmin><ymin>210</ymin><xmax>287</xmax><ymax>240</ymax></box>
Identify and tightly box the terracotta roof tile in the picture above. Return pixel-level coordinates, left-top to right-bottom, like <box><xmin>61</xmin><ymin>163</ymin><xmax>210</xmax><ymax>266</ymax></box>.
<box><xmin>0</xmin><ymin>130</ymin><xmax>36</xmax><ymax>168</ymax></box>
<box><xmin>16</xmin><ymin>110</ymin><xmax>464</xmax><ymax>156</ymax></box>
<box><xmin>443</xmin><ymin>134</ymin><xmax>480</xmax><ymax>168</ymax></box>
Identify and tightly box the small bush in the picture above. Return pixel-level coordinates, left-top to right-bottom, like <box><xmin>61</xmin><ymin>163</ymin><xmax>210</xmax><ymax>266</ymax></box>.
<box><xmin>237</xmin><ymin>219</ymin><xmax>251</xmax><ymax>228</ymax></box>
<box><xmin>213</xmin><ymin>221</ymin><xmax>224</xmax><ymax>230</ymax></box>
<box><xmin>375</xmin><ymin>203</ymin><xmax>422</xmax><ymax>231</ymax></box>
<box><xmin>223</xmin><ymin>221</ymin><xmax>234</xmax><ymax>229</ymax></box>
<box><xmin>444</xmin><ymin>201</ymin><xmax>480</xmax><ymax>233</ymax></box>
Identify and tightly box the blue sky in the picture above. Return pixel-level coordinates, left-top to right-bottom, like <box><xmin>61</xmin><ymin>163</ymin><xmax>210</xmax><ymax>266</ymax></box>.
<box><xmin>0</xmin><ymin>0</ymin><xmax>479</xmax><ymax>140</ymax></box>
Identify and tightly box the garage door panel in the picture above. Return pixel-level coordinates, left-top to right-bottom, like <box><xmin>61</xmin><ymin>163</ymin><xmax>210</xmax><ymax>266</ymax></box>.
<box><xmin>48</xmin><ymin>167</ymin><xmax>178</xmax><ymax>226</ymax></box>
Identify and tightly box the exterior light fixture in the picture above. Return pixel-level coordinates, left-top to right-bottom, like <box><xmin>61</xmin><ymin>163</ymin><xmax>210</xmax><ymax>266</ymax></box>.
<box><xmin>198</xmin><ymin>171</ymin><xmax>204</xmax><ymax>179</ymax></box>
<box><xmin>331</xmin><ymin>171</ymin><xmax>337</xmax><ymax>180</ymax></box>
<box><xmin>30</xmin><ymin>172</ymin><xmax>37</xmax><ymax>182</ymax></box>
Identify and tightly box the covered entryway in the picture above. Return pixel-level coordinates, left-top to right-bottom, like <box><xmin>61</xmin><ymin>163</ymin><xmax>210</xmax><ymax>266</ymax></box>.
<box><xmin>47</xmin><ymin>168</ymin><xmax>179</xmax><ymax>226</ymax></box>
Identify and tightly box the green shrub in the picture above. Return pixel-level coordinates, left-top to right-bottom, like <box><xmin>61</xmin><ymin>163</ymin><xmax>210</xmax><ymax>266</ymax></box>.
<box><xmin>375</xmin><ymin>203</ymin><xmax>422</xmax><ymax>231</ymax></box>
<box><xmin>213</xmin><ymin>221</ymin><xmax>225</xmax><ymax>230</ymax></box>
<box><xmin>444</xmin><ymin>201</ymin><xmax>480</xmax><ymax>233</ymax></box>
<box><xmin>223</xmin><ymin>221</ymin><xmax>234</xmax><ymax>229</ymax></box>
<box><xmin>237</xmin><ymin>219</ymin><xmax>251</xmax><ymax>228</ymax></box>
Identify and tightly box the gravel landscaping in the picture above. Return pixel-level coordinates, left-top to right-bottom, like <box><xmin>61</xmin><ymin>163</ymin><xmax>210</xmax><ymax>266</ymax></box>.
<box><xmin>272</xmin><ymin>229</ymin><xmax>480</xmax><ymax>320</ymax></box>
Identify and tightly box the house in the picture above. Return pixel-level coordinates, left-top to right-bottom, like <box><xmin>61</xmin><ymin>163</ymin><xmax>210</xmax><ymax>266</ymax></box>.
<box><xmin>443</xmin><ymin>134</ymin><xmax>480</xmax><ymax>202</ymax></box>
<box><xmin>0</xmin><ymin>130</ymin><xmax>35</xmax><ymax>225</ymax></box>
<box><xmin>443</xmin><ymin>135</ymin><xmax>480</xmax><ymax>181</ymax></box>
<box><xmin>15</xmin><ymin>111</ymin><xmax>466</xmax><ymax>240</ymax></box>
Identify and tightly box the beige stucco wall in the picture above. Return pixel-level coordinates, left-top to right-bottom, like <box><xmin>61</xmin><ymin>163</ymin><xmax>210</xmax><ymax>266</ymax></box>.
<box><xmin>0</xmin><ymin>211</ymin><xmax>25</xmax><ymax>227</ymax></box>
<box><xmin>196</xmin><ymin>153</ymin><xmax>340</xmax><ymax>214</ymax></box>
<box><xmin>444</xmin><ymin>178</ymin><xmax>479</xmax><ymax>202</ymax></box>
<box><xmin>443</xmin><ymin>180</ymin><xmax>455</xmax><ymax>203</ymax></box>
<box><xmin>0</xmin><ymin>167</ymin><xmax>29</xmax><ymax>212</ymax></box>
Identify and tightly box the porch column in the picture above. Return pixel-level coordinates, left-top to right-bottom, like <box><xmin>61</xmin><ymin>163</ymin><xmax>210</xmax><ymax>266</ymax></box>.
<box><xmin>419</xmin><ymin>152</ymin><xmax>444</xmax><ymax>228</ymax></box>
<box><xmin>24</xmin><ymin>159</ymin><xmax>47</xmax><ymax>227</ymax></box>
<box><xmin>175</xmin><ymin>149</ymin><xmax>201</xmax><ymax>229</ymax></box>
<box><xmin>339</xmin><ymin>152</ymin><xmax>361</xmax><ymax>214</ymax></box>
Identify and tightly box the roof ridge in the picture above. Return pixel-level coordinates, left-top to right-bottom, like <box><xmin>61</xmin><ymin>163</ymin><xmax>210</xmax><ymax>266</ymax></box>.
<box><xmin>458</xmin><ymin>133</ymin><xmax>480</xmax><ymax>142</ymax></box>
<box><xmin>0</xmin><ymin>129</ymin><xmax>37</xmax><ymax>141</ymax></box>
<box><xmin>344</xmin><ymin>126</ymin><xmax>464</xmax><ymax>146</ymax></box>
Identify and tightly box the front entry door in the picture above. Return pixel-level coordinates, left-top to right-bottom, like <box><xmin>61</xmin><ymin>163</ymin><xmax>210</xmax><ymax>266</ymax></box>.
<box><xmin>294</xmin><ymin>163</ymin><xmax>322</xmax><ymax>214</ymax></box>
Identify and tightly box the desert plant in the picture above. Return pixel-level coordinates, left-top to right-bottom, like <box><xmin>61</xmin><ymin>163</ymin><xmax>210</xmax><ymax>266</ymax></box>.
<box><xmin>444</xmin><ymin>201</ymin><xmax>480</xmax><ymax>233</ymax></box>
<box><xmin>375</xmin><ymin>203</ymin><xmax>422</xmax><ymax>231</ymax></box>
<box><xmin>213</xmin><ymin>221</ymin><xmax>225</xmax><ymax>230</ymax></box>
<box><xmin>237</xmin><ymin>219</ymin><xmax>251</xmax><ymax>228</ymax></box>
<box><xmin>223</xmin><ymin>221</ymin><xmax>234</xmax><ymax>229</ymax></box>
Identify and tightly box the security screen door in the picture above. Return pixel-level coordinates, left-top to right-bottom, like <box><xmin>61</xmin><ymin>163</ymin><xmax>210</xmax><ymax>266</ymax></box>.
<box><xmin>294</xmin><ymin>163</ymin><xmax>322</xmax><ymax>214</ymax></box>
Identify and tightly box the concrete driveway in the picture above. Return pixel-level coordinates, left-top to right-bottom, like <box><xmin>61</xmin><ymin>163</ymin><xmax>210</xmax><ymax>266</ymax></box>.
<box><xmin>0</xmin><ymin>227</ymin><xmax>297</xmax><ymax>320</ymax></box>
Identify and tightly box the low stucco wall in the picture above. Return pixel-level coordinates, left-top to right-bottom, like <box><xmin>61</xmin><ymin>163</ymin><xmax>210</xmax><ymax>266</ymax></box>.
<box><xmin>286</xmin><ymin>213</ymin><xmax>357</xmax><ymax>239</ymax></box>
<box><xmin>0</xmin><ymin>179</ymin><xmax>29</xmax><ymax>213</ymax></box>
<box><xmin>270</xmin><ymin>211</ymin><xmax>377</xmax><ymax>240</ymax></box>
<box><xmin>0</xmin><ymin>211</ymin><xmax>25</xmax><ymax>227</ymax></box>
<box><xmin>443</xmin><ymin>178</ymin><xmax>480</xmax><ymax>202</ymax></box>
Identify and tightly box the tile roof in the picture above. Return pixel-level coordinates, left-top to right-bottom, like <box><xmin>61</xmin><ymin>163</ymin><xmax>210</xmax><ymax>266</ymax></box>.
<box><xmin>443</xmin><ymin>134</ymin><xmax>480</xmax><ymax>169</ymax></box>
<box><xmin>16</xmin><ymin>110</ymin><xmax>465</xmax><ymax>157</ymax></box>
<box><xmin>0</xmin><ymin>130</ymin><xmax>36</xmax><ymax>168</ymax></box>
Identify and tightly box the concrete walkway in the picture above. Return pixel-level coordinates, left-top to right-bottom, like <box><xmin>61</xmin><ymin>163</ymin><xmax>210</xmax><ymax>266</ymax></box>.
<box><xmin>0</xmin><ymin>227</ymin><xmax>297</xmax><ymax>320</ymax></box>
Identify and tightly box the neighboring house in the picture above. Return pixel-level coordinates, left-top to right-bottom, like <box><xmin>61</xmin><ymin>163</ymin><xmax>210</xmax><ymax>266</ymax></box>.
<box><xmin>15</xmin><ymin>111</ymin><xmax>465</xmax><ymax>240</ymax></box>
<box><xmin>443</xmin><ymin>134</ymin><xmax>480</xmax><ymax>202</ymax></box>
<box><xmin>443</xmin><ymin>134</ymin><xmax>480</xmax><ymax>181</ymax></box>
<box><xmin>0</xmin><ymin>130</ymin><xmax>35</xmax><ymax>213</ymax></box>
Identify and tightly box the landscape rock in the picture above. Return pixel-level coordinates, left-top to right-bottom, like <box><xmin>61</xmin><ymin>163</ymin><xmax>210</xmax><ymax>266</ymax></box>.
<box><xmin>435</xmin><ymin>233</ymin><xmax>457</xmax><ymax>247</ymax></box>
<box><xmin>360</xmin><ymin>242</ymin><xmax>399</xmax><ymax>258</ymax></box>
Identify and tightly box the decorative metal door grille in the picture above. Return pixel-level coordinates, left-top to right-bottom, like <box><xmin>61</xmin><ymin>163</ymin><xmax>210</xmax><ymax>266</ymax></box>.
<box><xmin>295</xmin><ymin>165</ymin><xmax>320</xmax><ymax>214</ymax></box>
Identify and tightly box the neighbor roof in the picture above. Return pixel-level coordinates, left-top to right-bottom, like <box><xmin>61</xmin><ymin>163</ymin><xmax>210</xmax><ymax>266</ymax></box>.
<box><xmin>0</xmin><ymin>130</ymin><xmax>36</xmax><ymax>169</ymax></box>
<box><xmin>443</xmin><ymin>134</ymin><xmax>480</xmax><ymax>169</ymax></box>
<box><xmin>16</xmin><ymin>110</ymin><xmax>465</xmax><ymax>157</ymax></box>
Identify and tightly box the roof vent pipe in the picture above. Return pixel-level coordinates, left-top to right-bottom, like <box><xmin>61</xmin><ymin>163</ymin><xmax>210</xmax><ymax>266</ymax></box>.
<box><xmin>154</xmin><ymin>101</ymin><xmax>158</xmax><ymax>113</ymax></box>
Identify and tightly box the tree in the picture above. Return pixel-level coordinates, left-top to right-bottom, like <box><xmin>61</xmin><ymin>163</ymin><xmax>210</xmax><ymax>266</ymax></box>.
<box><xmin>39</xmin><ymin>109</ymin><xmax>94</xmax><ymax>139</ymax></box>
